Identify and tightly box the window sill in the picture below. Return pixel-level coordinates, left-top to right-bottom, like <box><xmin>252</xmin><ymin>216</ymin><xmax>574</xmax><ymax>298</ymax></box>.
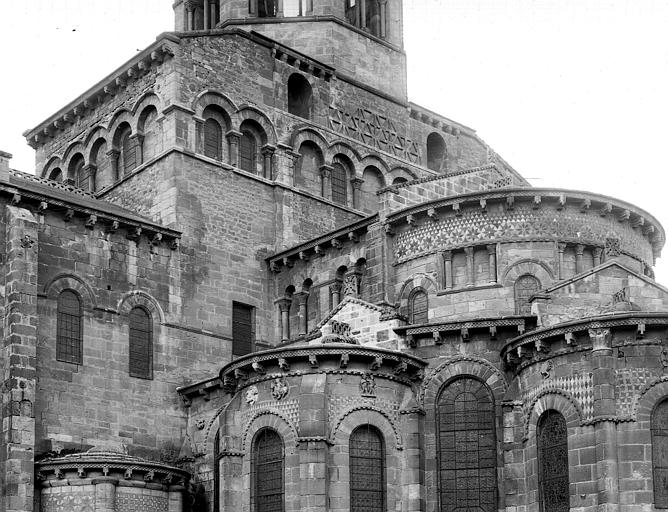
<box><xmin>436</xmin><ymin>283</ymin><xmax>503</xmax><ymax>296</ymax></box>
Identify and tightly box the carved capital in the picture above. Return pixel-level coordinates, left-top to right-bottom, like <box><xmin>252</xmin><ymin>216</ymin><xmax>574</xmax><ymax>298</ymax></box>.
<box><xmin>588</xmin><ymin>328</ymin><xmax>612</xmax><ymax>353</ymax></box>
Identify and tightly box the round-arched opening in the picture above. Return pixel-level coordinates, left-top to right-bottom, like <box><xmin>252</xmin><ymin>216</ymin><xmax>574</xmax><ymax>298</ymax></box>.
<box><xmin>427</xmin><ymin>132</ymin><xmax>447</xmax><ymax>172</ymax></box>
<box><xmin>288</xmin><ymin>74</ymin><xmax>313</xmax><ymax>119</ymax></box>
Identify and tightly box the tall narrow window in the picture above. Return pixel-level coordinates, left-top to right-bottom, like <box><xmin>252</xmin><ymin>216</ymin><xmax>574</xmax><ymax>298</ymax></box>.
<box><xmin>129</xmin><ymin>306</ymin><xmax>152</xmax><ymax>379</ymax></box>
<box><xmin>204</xmin><ymin>118</ymin><xmax>223</xmax><ymax>160</ymax></box>
<box><xmin>537</xmin><ymin>410</ymin><xmax>569</xmax><ymax>512</ymax></box>
<box><xmin>410</xmin><ymin>290</ymin><xmax>428</xmax><ymax>325</ymax></box>
<box><xmin>252</xmin><ymin>428</ymin><xmax>284</xmax><ymax>512</ymax></box>
<box><xmin>69</xmin><ymin>154</ymin><xmax>86</xmax><ymax>190</ymax></box>
<box><xmin>652</xmin><ymin>400</ymin><xmax>668</xmax><ymax>507</ymax></box>
<box><xmin>233</xmin><ymin>302</ymin><xmax>254</xmax><ymax>357</ymax></box>
<box><xmin>331</xmin><ymin>163</ymin><xmax>347</xmax><ymax>205</ymax></box>
<box><xmin>345</xmin><ymin>0</ymin><xmax>357</xmax><ymax>25</ymax></box>
<box><xmin>514</xmin><ymin>274</ymin><xmax>540</xmax><ymax>315</ymax></box>
<box><xmin>56</xmin><ymin>290</ymin><xmax>83</xmax><ymax>364</ymax></box>
<box><xmin>240</xmin><ymin>131</ymin><xmax>257</xmax><ymax>173</ymax></box>
<box><xmin>366</xmin><ymin>0</ymin><xmax>381</xmax><ymax>37</ymax></box>
<box><xmin>437</xmin><ymin>377</ymin><xmax>497</xmax><ymax>512</ymax></box>
<box><xmin>48</xmin><ymin>167</ymin><xmax>63</xmax><ymax>182</ymax></box>
<box><xmin>350</xmin><ymin>425</ymin><xmax>385</xmax><ymax>512</ymax></box>
<box><xmin>427</xmin><ymin>132</ymin><xmax>447</xmax><ymax>172</ymax></box>
<box><xmin>257</xmin><ymin>0</ymin><xmax>278</xmax><ymax>17</ymax></box>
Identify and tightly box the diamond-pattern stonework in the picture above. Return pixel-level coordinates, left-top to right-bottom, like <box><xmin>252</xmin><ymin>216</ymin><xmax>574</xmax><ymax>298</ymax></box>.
<box><xmin>41</xmin><ymin>494</ymin><xmax>94</xmax><ymax>512</ymax></box>
<box><xmin>241</xmin><ymin>399</ymin><xmax>300</xmax><ymax>431</ymax></box>
<box><xmin>615</xmin><ymin>368</ymin><xmax>658</xmax><ymax>418</ymax></box>
<box><xmin>327</xmin><ymin>395</ymin><xmax>400</xmax><ymax>427</ymax></box>
<box><xmin>523</xmin><ymin>373</ymin><xmax>594</xmax><ymax>422</ymax></box>
<box><xmin>394</xmin><ymin>206</ymin><xmax>653</xmax><ymax>264</ymax></box>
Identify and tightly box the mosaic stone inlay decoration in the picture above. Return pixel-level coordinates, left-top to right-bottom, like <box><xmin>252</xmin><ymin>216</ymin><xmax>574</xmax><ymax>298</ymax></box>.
<box><xmin>327</xmin><ymin>395</ymin><xmax>400</xmax><ymax>426</ymax></box>
<box><xmin>41</xmin><ymin>494</ymin><xmax>95</xmax><ymax>512</ymax></box>
<box><xmin>615</xmin><ymin>368</ymin><xmax>658</xmax><ymax>418</ymax></box>
<box><xmin>328</xmin><ymin>106</ymin><xmax>420</xmax><ymax>163</ymax></box>
<box><xmin>241</xmin><ymin>399</ymin><xmax>300</xmax><ymax>430</ymax></box>
<box><xmin>522</xmin><ymin>373</ymin><xmax>594</xmax><ymax>421</ymax></box>
<box><xmin>116</xmin><ymin>493</ymin><xmax>168</xmax><ymax>512</ymax></box>
<box><xmin>393</xmin><ymin>206</ymin><xmax>653</xmax><ymax>264</ymax></box>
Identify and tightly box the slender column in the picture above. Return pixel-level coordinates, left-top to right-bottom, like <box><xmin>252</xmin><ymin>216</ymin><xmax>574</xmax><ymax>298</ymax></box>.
<box><xmin>276</xmin><ymin>298</ymin><xmax>292</xmax><ymax>342</ymax></box>
<box><xmin>575</xmin><ymin>244</ymin><xmax>585</xmax><ymax>274</ymax></box>
<box><xmin>320</xmin><ymin>165</ymin><xmax>333</xmax><ymax>200</ymax></box>
<box><xmin>464</xmin><ymin>246</ymin><xmax>474</xmax><ymax>287</ymax></box>
<box><xmin>226</xmin><ymin>130</ymin><xmax>241</xmax><ymax>168</ymax></box>
<box><xmin>277</xmin><ymin>0</ymin><xmax>284</xmax><ymax>16</ymax></box>
<box><xmin>360</xmin><ymin>0</ymin><xmax>367</xmax><ymax>28</ymax></box>
<box><xmin>379</xmin><ymin>0</ymin><xmax>387</xmax><ymax>38</ymax></box>
<box><xmin>186</xmin><ymin>1</ymin><xmax>195</xmax><ymax>30</ymax></box>
<box><xmin>593</xmin><ymin>247</ymin><xmax>603</xmax><ymax>267</ymax></box>
<box><xmin>210</xmin><ymin>1</ymin><xmax>217</xmax><ymax>26</ymax></box>
<box><xmin>441</xmin><ymin>250</ymin><xmax>453</xmax><ymax>290</ymax></box>
<box><xmin>557</xmin><ymin>242</ymin><xmax>567</xmax><ymax>279</ymax></box>
<box><xmin>261</xmin><ymin>144</ymin><xmax>276</xmax><ymax>180</ymax></box>
<box><xmin>204</xmin><ymin>0</ymin><xmax>209</xmax><ymax>29</ymax></box>
<box><xmin>330</xmin><ymin>280</ymin><xmax>342</xmax><ymax>308</ymax></box>
<box><xmin>351</xmin><ymin>177</ymin><xmax>364</xmax><ymax>210</ymax></box>
<box><xmin>294</xmin><ymin>292</ymin><xmax>309</xmax><ymax>336</ymax></box>
<box><xmin>106</xmin><ymin>149</ymin><xmax>120</xmax><ymax>181</ymax></box>
<box><xmin>486</xmin><ymin>244</ymin><xmax>497</xmax><ymax>284</ymax></box>
<box><xmin>93</xmin><ymin>477</ymin><xmax>117</xmax><ymax>512</ymax></box>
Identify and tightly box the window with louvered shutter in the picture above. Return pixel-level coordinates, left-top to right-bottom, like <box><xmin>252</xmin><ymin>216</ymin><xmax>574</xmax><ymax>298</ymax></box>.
<box><xmin>437</xmin><ymin>377</ymin><xmax>497</xmax><ymax>512</ymax></box>
<box><xmin>129</xmin><ymin>307</ymin><xmax>152</xmax><ymax>379</ymax></box>
<box><xmin>233</xmin><ymin>302</ymin><xmax>254</xmax><ymax>357</ymax></box>
<box><xmin>410</xmin><ymin>290</ymin><xmax>428</xmax><ymax>325</ymax></box>
<box><xmin>350</xmin><ymin>425</ymin><xmax>385</xmax><ymax>512</ymax></box>
<box><xmin>56</xmin><ymin>290</ymin><xmax>83</xmax><ymax>364</ymax></box>
<box><xmin>331</xmin><ymin>163</ymin><xmax>347</xmax><ymax>205</ymax></box>
<box><xmin>204</xmin><ymin>118</ymin><xmax>222</xmax><ymax>160</ymax></box>
<box><xmin>252</xmin><ymin>429</ymin><xmax>284</xmax><ymax>512</ymax></box>
<box><xmin>652</xmin><ymin>400</ymin><xmax>668</xmax><ymax>507</ymax></box>
<box><xmin>537</xmin><ymin>410</ymin><xmax>570</xmax><ymax>512</ymax></box>
<box><xmin>240</xmin><ymin>131</ymin><xmax>257</xmax><ymax>173</ymax></box>
<box><xmin>122</xmin><ymin>131</ymin><xmax>137</xmax><ymax>174</ymax></box>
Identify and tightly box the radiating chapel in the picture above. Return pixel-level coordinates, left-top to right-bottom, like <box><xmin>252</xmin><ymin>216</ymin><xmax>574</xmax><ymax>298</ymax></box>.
<box><xmin>2</xmin><ymin>1</ymin><xmax>668</xmax><ymax>511</ymax></box>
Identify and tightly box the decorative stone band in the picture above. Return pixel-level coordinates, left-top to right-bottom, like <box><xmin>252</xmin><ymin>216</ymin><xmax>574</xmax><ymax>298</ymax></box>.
<box><xmin>35</xmin><ymin>450</ymin><xmax>190</xmax><ymax>488</ymax></box>
<box><xmin>500</xmin><ymin>312</ymin><xmax>668</xmax><ymax>371</ymax></box>
<box><xmin>385</xmin><ymin>188</ymin><xmax>664</xmax><ymax>265</ymax></box>
<box><xmin>24</xmin><ymin>36</ymin><xmax>178</xmax><ymax>148</ymax></box>
<box><xmin>266</xmin><ymin>214</ymin><xmax>377</xmax><ymax>272</ymax></box>
<box><xmin>218</xmin><ymin>343</ymin><xmax>427</xmax><ymax>394</ymax></box>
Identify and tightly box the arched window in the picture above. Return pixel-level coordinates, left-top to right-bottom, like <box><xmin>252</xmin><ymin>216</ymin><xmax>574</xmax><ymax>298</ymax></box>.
<box><xmin>56</xmin><ymin>290</ymin><xmax>83</xmax><ymax>364</ymax></box>
<box><xmin>331</xmin><ymin>162</ymin><xmax>348</xmax><ymax>205</ymax></box>
<box><xmin>427</xmin><ymin>132</ymin><xmax>447</xmax><ymax>172</ymax></box>
<box><xmin>537</xmin><ymin>410</ymin><xmax>570</xmax><ymax>512</ymax></box>
<box><xmin>252</xmin><ymin>428</ymin><xmax>284</xmax><ymax>512</ymax></box>
<box><xmin>204</xmin><ymin>118</ymin><xmax>223</xmax><ymax>160</ymax></box>
<box><xmin>68</xmin><ymin>154</ymin><xmax>86</xmax><ymax>190</ymax></box>
<box><xmin>120</xmin><ymin>128</ymin><xmax>138</xmax><ymax>175</ymax></box>
<box><xmin>288</xmin><ymin>74</ymin><xmax>313</xmax><ymax>119</ymax></box>
<box><xmin>366</xmin><ymin>0</ymin><xmax>381</xmax><ymax>37</ymax></box>
<box><xmin>48</xmin><ymin>167</ymin><xmax>63</xmax><ymax>182</ymax></box>
<box><xmin>652</xmin><ymin>399</ymin><xmax>668</xmax><ymax>507</ymax></box>
<box><xmin>240</xmin><ymin>130</ymin><xmax>258</xmax><ymax>174</ymax></box>
<box><xmin>437</xmin><ymin>377</ymin><xmax>497</xmax><ymax>512</ymax></box>
<box><xmin>514</xmin><ymin>274</ymin><xmax>540</xmax><ymax>315</ymax></box>
<box><xmin>392</xmin><ymin>176</ymin><xmax>407</xmax><ymax>185</ymax></box>
<box><xmin>295</xmin><ymin>141</ymin><xmax>323</xmax><ymax>194</ymax></box>
<box><xmin>90</xmin><ymin>138</ymin><xmax>110</xmax><ymax>191</ymax></box>
<box><xmin>346</xmin><ymin>0</ymin><xmax>385</xmax><ymax>38</ymax></box>
<box><xmin>345</xmin><ymin>0</ymin><xmax>358</xmax><ymax>25</ymax></box>
<box><xmin>410</xmin><ymin>290</ymin><xmax>428</xmax><ymax>325</ymax></box>
<box><xmin>350</xmin><ymin>424</ymin><xmax>385</xmax><ymax>512</ymax></box>
<box><xmin>129</xmin><ymin>306</ymin><xmax>152</xmax><ymax>379</ymax></box>
<box><xmin>139</xmin><ymin>106</ymin><xmax>159</xmax><ymax>162</ymax></box>
<box><xmin>257</xmin><ymin>0</ymin><xmax>277</xmax><ymax>17</ymax></box>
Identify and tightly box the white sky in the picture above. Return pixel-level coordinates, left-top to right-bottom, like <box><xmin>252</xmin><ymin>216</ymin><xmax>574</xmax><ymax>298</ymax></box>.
<box><xmin>2</xmin><ymin>0</ymin><xmax>668</xmax><ymax>280</ymax></box>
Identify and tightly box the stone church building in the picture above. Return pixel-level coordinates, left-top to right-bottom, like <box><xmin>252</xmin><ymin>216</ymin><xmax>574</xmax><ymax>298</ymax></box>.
<box><xmin>2</xmin><ymin>0</ymin><xmax>668</xmax><ymax>511</ymax></box>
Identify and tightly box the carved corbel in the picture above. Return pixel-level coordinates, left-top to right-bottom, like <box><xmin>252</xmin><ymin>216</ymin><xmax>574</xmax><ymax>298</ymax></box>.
<box><xmin>535</xmin><ymin>339</ymin><xmax>549</xmax><ymax>353</ymax></box>
<box><xmin>85</xmin><ymin>215</ymin><xmax>97</xmax><ymax>229</ymax></box>
<box><xmin>433</xmin><ymin>331</ymin><xmax>444</xmax><ymax>345</ymax></box>
<box><xmin>222</xmin><ymin>374</ymin><xmax>237</xmax><ymax>394</ymax></box>
<box><xmin>460</xmin><ymin>327</ymin><xmax>469</xmax><ymax>342</ymax></box>
<box><xmin>150</xmin><ymin>233</ymin><xmax>163</xmax><ymax>247</ymax></box>
<box><xmin>506</xmin><ymin>350</ymin><xmax>519</xmax><ymax>366</ymax></box>
<box><xmin>38</xmin><ymin>201</ymin><xmax>48</xmax><ymax>213</ymax></box>
<box><xmin>252</xmin><ymin>362</ymin><xmax>266</xmax><ymax>375</ymax></box>
<box><xmin>331</xmin><ymin>239</ymin><xmax>343</xmax><ymax>249</ymax></box>
<box><xmin>557</xmin><ymin>194</ymin><xmax>566</xmax><ymax>210</ymax></box>
<box><xmin>282</xmin><ymin>257</ymin><xmax>294</xmax><ymax>268</ymax></box>
<box><xmin>348</xmin><ymin>232</ymin><xmax>359</xmax><ymax>243</ymax></box>
<box><xmin>11</xmin><ymin>194</ymin><xmax>21</xmax><ymax>206</ymax></box>
<box><xmin>77</xmin><ymin>466</ymin><xmax>87</xmax><ymax>478</ymax></box>
<box><xmin>234</xmin><ymin>368</ymin><xmax>247</xmax><ymax>381</ymax></box>
<box><xmin>278</xmin><ymin>358</ymin><xmax>290</xmax><ymax>371</ymax></box>
<box><xmin>406</xmin><ymin>334</ymin><xmax>416</xmax><ymax>348</ymax></box>
<box><xmin>533</xmin><ymin>195</ymin><xmax>541</xmax><ymax>209</ymax></box>
<box><xmin>393</xmin><ymin>361</ymin><xmax>407</xmax><ymax>375</ymax></box>
<box><xmin>270</xmin><ymin>261</ymin><xmax>281</xmax><ymax>273</ymax></box>
<box><xmin>170</xmin><ymin>238</ymin><xmax>180</xmax><ymax>251</ymax></box>
<box><xmin>637</xmin><ymin>323</ymin><xmax>646</xmax><ymax>339</ymax></box>
<box><xmin>339</xmin><ymin>353</ymin><xmax>349</xmax><ymax>368</ymax></box>
<box><xmin>384</xmin><ymin>224</ymin><xmax>395</xmax><ymax>236</ymax></box>
<box><xmin>299</xmin><ymin>251</ymin><xmax>309</xmax><ymax>261</ymax></box>
<box><xmin>127</xmin><ymin>226</ymin><xmax>142</xmax><ymax>242</ymax></box>
<box><xmin>309</xmin><ymin>354</ymin><xmax>318</xmax><ymax>368</ymax></box>
<box><xmin>618</xmin><ymin>209</ymin><xmax>630</xmax><ymax>223</ymax></box>
<box><xmin>369</xmin><ymin>356</ymin><xmax>382</xmax><ymax>371</ymax></box>
<box><xmin>565</xmin><ymin>332</ymin><xmax>577</xmax><ymax>346</ymax></box>
<box><xmin>314</xmin><ymin>245</ymin><xmax>324</xmax><ymax>255</ymax></box>
<box><xmin>64</xmin><ymin>209</ymin><xmax>74</xmax><ymax>222</ymax></box>
<box><xmin>479</xmin><ymin>198</ymin><xmax>487</xmax><ymax>213</ymax></box>
<box><xmin>406</xmin><ymin>214</ymin><xmax>416</xmax><ymax>226</ymax></box>
<box><xmin>489</xmin><ymin>326</ymin><xmax>497</xmax><ymax>340</ymax></box>
<box><xmin>427</xmin><ymin>208</ymin><xmax>438</xmax><ymax>221</ymax></box>
<box><xmin>506</xmin><ymin>196</ymin><xmax>515</xmax><ymax>210</ymax></box>
<box><xmin>580</xmin><ymin>198</ymin><xmax>591</xmax><ymax>213</ymax></box>
<box><xmin>452</xmin><ymin>203</ymin><xmax>462</xmax><ymax>216</ymax></box>
<box><xmin>517</xmin><ymin>345</ymin><xmax>531</xmax><ymax>360</ymax></box>
<box><xmin>599</xmin><ymin>203</ymin><xmax>612</xmax><ymax>217</ymax></box>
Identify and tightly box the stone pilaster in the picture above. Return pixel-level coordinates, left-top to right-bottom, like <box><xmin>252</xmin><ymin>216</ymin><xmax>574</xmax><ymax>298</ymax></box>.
<box><xmin>298</xmin><ymin>373</ymin><xmax>327</xmax><ymax>512</ymax></box>
<box><xmin>275</xmin><ymin>298</ymin><xmax>292</xmax><ymax>342</ymax></box>
<box><xmin>401</xmin><ymin>409</ymin><xmax>424</xmax><ymax>512</ymax></box>
<box><xmin>226</xmin><ymin>130</ymin><xmax>241</xmax><ymax>168</ymax></box>
<box><xmin>320</xmin><ymin>165</ymin><xmax>333</xmax><ymax>201</ymax></box>
<box><xmin>294</xmin><ymin>291</ymin><xmax>309</xmax><ymax>336</ymax></box>
<box><xmin>93</xmin><ymin>477</ymin><xmax>117</xmax><ymax>512</ymax></box>
<box><xmin>1</xmin><ymin>206</ymin><xmax>39</xmax><ymax>512</ymax></box>
<box><xmin>464</xmin><ymin>247</ymin><xmax>474</xmax><ymax>287</ymax></box>
<box><xmin>441</xmin><ymin>250</ymin><xmax>453</xmax><ymax>290</ymax></box>
<box><xmin>487</xmin><ymin>244</ymin><xmax>497</xmax><ymax>284</ymax></box>
<box><xmin>261</xmin><ymin>144</ymin><xmax>276</xmax><ymax>180</ymax></box>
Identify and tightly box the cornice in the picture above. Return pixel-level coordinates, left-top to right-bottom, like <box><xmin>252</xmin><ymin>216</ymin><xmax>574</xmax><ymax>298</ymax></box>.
<box><xmin>394</xmin><ymin>315</ymin><xmax>535</xmax><ymax>339</ymax></box>
<box><xmin>23</xmin><ymin>35</ymin><xmax>179</xmax><ymax>147</ymax></box>
<box><xmin>266</xmin><ymin>214</ymin><xmax>378</xmax><ymax>271</ymax></box>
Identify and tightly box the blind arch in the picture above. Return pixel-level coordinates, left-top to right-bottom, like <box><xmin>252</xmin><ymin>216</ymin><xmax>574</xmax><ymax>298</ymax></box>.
<box><xmin>437</xmin><ymin>377</ymin><xmax>497</xmax><ymax>512</ymax></box>
<box><xmin>56</xmin><ymin>290</ymin><xmax>83</xmax><ymax>364</ymax></box>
